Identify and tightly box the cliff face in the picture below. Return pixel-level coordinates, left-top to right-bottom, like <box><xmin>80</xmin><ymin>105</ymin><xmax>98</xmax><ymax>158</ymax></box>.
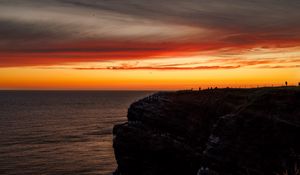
<box><xmin>113</xmin><ymin>88</ymin><xmax>300</xmax><ymax>175</ymax></box>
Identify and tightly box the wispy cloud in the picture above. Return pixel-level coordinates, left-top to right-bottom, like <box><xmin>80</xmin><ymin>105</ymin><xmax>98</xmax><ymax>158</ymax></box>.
<box><xmin>257</xmin><ymin>65</ymin><xmax>300</xmax><ymax>69</ymax></box>
<box><xmin>74</xmin><ymin>65</ymin><xmax>241</xmax><ymax>71</ymax></box>
<box><xmin>67</xmin><ymin>56</ymin><xmax>300</xmax><ymax>71</ymax></box>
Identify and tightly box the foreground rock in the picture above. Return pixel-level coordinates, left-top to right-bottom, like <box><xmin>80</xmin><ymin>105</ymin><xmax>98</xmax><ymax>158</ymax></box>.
<box><xmin>113</xmin><ymin>87</ymin><xmax>300</xmax><ymax>175</ymax></box>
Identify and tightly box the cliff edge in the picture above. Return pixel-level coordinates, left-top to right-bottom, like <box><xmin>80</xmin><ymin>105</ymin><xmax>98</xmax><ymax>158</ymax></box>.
<box><xmin>113</xmin><ymin>87</ymin><xmax>300</xmax><ymax>175</ymax></box>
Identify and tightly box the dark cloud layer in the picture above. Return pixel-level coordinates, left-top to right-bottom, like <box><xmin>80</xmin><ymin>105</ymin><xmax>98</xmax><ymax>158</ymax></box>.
<box><xmin>1</xmin><ymin>0</ymin><xmax>300</xmax><ymax>39</ymax></box>
<box><xmin>0</xmin><ymin>19</ymin><xmax>69</xmax><ymax>40</ymax></box>
<box><xmin>59</xmin><ymin>0</ymin><xmax>300</xmax><ymax>30</ymax></box>
<box><xmin>0</xmin><ymin>0</ymin><xmax>300</xmax><ymax>67</ymax></box>
<box><xmin>50</xmin><ymin>1</ymin><xmax>294</xmax><ymax>25</ymax></box>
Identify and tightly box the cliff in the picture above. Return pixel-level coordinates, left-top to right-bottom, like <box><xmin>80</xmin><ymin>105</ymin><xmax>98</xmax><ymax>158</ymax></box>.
<box><xmin>113</xmin><ymin>87</ymin><xmax>300</xmax><ymax>175</ymax></box>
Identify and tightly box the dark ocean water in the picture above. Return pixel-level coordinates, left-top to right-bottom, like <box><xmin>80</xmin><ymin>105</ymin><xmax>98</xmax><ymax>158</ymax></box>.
<box><xmin>0</xmin><ymin>91</ymin><xmax>152</xmax><ymax>175</ymax></box>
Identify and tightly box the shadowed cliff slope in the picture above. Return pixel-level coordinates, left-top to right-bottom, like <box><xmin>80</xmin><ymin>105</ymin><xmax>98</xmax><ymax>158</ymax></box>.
<box><xmin>113</xmin><ymin>87</ymin><xmax>300</xmax><ymax>175</ymax></box>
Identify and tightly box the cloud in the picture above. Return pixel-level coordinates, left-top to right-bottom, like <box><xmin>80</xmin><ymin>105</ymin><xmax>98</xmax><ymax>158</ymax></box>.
<box><xmin>0</xmin><ymin>20</ymin><xmax>68</xmax><ymax>40</ymax></box>
<box><xmin>257</xmin><ymin>65</ymin><xmax>300</xmax><ymax>69</ymax></box>
<box><xmin>73</xmin><ymin>65</ymin><xmax>241</xmax><ymax>71</ymax></box>
<box><xmin>56</xmin><ymin>0</ymin><xmax>300</xmax><ymax>30</ymax></box>
<box><xmin>69</xmin><ymin>56</ymin><xmax>300</xmax><ymax>71</ymax></box>
<box><xmin>0</xmin><ymin>0</ymin><xmax>300</xmax><ymax>67</ymax></box>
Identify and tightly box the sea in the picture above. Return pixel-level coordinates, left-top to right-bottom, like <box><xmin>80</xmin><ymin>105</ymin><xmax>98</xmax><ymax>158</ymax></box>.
<box><xmin>0</xmin><ymin>91</ymin><xmax>153</xmax><ymax>175</ymax></box>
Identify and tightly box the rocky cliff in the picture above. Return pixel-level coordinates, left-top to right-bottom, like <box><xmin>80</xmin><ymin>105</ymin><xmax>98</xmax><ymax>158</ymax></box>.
<box><xmin>113</xmin><ymin>87</ymin><xmax>300</xmax><ymax>175</ymax></box>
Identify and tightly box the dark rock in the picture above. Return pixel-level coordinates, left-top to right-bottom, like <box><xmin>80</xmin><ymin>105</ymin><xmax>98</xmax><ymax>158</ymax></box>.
<box><xmin>113</xmin><ymin>87</ymin><xmax>300</xmax><ymax>175</ymax></box>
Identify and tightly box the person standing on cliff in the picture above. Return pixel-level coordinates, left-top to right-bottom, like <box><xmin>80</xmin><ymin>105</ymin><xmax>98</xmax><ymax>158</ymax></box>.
<box><xmin>285</xmin><ymin>81</ymin><xmax>288</xmax><ymax>87</ymax></box>
<box><xmin>197</xmin><ymin>167</ymin><xmax>210</xmax><ymax>175</ymax></box>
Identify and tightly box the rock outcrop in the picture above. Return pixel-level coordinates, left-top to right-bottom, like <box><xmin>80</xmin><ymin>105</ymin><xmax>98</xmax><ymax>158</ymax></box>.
<box><xmin>113</xmin><ymin>87</ymin><xmax>300</xmax><ymax>175</ymax></box>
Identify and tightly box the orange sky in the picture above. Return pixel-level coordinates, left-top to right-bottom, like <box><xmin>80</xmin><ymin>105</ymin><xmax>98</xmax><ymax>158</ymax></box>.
<box><xmin>0</xmin><ymin>1</ymin><xmax>300</xmax><ymax>90</ymax></box>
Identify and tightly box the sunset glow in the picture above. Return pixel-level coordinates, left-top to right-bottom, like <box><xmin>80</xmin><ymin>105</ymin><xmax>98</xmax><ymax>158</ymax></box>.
<box><xmin>1</xmin><ymin>0</ymin><xmax>300</xmax><ymax>90</ymax></box>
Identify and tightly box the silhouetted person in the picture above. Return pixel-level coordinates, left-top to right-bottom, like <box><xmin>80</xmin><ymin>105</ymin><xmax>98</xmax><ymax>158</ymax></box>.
<box><xmin>197</xmin><ymin>167</ymin><xmax>210</xmax><ymax>175</ymax></box>
<box><xmin>298</xmin><ymin>82</ymin><xmax>300</xmax><ymax>86</ymax></box>
<box><xmin>285</xmin><ymin>81</ymin><xmax>288</xmax><ymax>87</ymax></box>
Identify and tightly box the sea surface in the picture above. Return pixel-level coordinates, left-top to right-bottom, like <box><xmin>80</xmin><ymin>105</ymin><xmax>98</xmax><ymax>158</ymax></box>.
<box><xmin>0</xmin><ymin>91</ymin><xmax>152</xmax><ymax>175</ymax></box>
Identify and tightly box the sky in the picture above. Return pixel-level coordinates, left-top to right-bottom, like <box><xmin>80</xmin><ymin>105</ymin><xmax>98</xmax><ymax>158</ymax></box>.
<box><xmin>0</xmin><ymin>0</ymin><xmax>300</xmax><ymax>90</ymax></box>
